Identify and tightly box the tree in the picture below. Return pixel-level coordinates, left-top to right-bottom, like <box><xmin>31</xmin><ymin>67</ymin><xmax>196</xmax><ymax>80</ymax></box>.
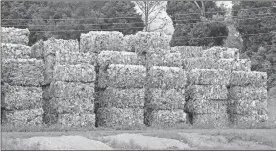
<box><xmin>232</xmin><ymin>1</ymin><xmax>276</xmax><ymax>89</ymax></box>
<box><xmin>223</xmin><ymin>8</ymin><xmax>243</xmax><ymax>50</ymax></box>
<box><xmin>166</xmin><ymin>1</ymin><xmax>228</xmax><ymax>47</ymax></box>
<box><xmin>133</xmin><ymin>1</ymin><xmax>168</xmax><ymax>32</ymax></box>
<box><xmin>1</xmin><ymin>1</ymin><xmax>144</xmax><ymax>45</ymax></box>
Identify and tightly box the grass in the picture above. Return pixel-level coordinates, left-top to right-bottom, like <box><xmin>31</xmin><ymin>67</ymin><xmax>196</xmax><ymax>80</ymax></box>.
<box><xmin>1</xmin><ymin>138</ymin><xmax>41</xmax><ymax>150</ymax></box>
<box><xmin>208</xmin><ymin>130</ymin><xmax>276</xmax><ymax>148</ymax></box>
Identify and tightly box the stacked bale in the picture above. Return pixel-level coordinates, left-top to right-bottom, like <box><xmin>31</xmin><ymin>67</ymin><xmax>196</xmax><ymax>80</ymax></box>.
<box><xmin>132</xmin><ymin>32</ymin><xmax>170</xmax><ymax>55</ymax></box>
<box><xmin>228</xmin><ymin>71</ymin><xmax>268</xmax><ymax>128</ymax></box>
<box><xmin>145</xmin><ymin>66</ymin><xmax>187</xmax><ymax>127</ymax></box>
<box><xmin>183</xmin><ymin>57</ymin><xmax>251</xmax><ymax>71</ymax></box>
<box><xmin>42</xmin><ymin>38</ymin><xmax>96</xmax><ymax>127</ymax></box>
<box><xmin>185</xmin><ymin>69</ymin><xmax>230</xmax><ymax>128</ymax></box>
<box><xmin>80</xmin><ymin>31</ymin><xmax>124</xmax><ymax>53</ymax></box>
<box><xmin>171</xmin><ymin>46</ymin><xmax>205</xmax><ymax>58</ymax></box>
<box><xmin>142</xmin><ymin>43</ymin><xmax>186</xmax><ymax>128</ymax></box>
<box><xmin>80</xmin><ymin>31</ymin><xmax>128</xmax><ymax>128</ymax></box>
<box><xmin>1</xmin><ymin>27</ymin><xmax>30</xmax><ymax>45</ymax></box>
<box><xmin>184</xmin><ymin>46</ymin><xmax>269</xmax><ymax>128</ymax></box>
<box><xmin>1</xmin><ymin>28</ymin><xmax>44</xmax><ymax>127</ymax></box>
<box><xmin>146</xmin><ymin>48</ymin><xmax>182</xmax><ymax>68</ymax></box>
<box><xmin>182</xmin><ymin>46</ymin><xmax>251</xmax><ymax>71</ymax></box>
<box><xmin>97</xmin><ymin>63</ymin><xmax>146</xmax><ymax>129</ymax></box>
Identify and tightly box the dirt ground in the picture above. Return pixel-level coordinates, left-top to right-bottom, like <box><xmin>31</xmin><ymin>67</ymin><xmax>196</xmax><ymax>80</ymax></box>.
<box><xmin>2</xmin><ymin>129</ymin><xmax>276</xmax><ymax>150</ymax></box>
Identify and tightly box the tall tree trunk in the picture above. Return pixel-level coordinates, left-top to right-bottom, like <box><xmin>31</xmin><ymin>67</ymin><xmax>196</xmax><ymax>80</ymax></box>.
<box><xmin>201</xmin><ymin>1</ymin><xmax>205</xmax><ymax>17</ymax></box>
<box><xmin>145</xmin><ymin>2</ymin><xmax>149</xmax><ymax>31</ymax></box>
<box><xmin>194</xmin><ymin>1</ymin><xmax>205</xmax><ymax>17</ymax></box>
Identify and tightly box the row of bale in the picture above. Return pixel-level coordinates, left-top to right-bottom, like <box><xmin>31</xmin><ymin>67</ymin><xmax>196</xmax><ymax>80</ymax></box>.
<box><xmin>1</xmin><ymin>28</ymin><xmax>44</xmax><ymax>127</ymax></box>
<box><xmin>41</xmin><ymin>38</ymin><xmax>96</xmax><ymax>128</ymax></box>
<box><xmin>177</xmin><ymin>47</ymin><xmax>268</xmax><ymax>128</ymax></box>
<box><xmin>1</xmin><ymin>27</ymin><xmax>269</xmax><ymax>129</ymax></box>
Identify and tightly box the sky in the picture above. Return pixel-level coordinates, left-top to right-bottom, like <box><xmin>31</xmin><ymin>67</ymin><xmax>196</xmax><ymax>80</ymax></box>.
<box><xmin>134</xmin><ymin>1</ymin><xmax>233</xmax><ymax>35</ymax></box>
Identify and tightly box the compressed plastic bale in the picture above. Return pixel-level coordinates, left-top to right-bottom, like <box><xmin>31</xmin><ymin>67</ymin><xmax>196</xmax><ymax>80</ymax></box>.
<box><xmin>144</xmin><ymin>109</ymin><xmax>187</xmax><ymax>127</ymax></box>
<box><xmin>43</xmin><ymin>37</ymin><xmax>79</xmax><ymax>57</ymax></box>
<box><xmin>148</xmin><ymin>66</ymin><xmax>187</xmax><ymax>89</ymax></box>
<box><xmin>58</xmin><ymin>113</ymin><xmax>95</xmax><ymax>128</ymax></box>
<box><xmin>50</xmin><ymin>97</ymin><xmax>94</xmax><ymax>114</ymax></box>
<box><xmin>185</xmin><ymin>99</ymin><xmax>228</xmax><ymax>114</ymax></box>
<box><xmin>188</xmin><ymin>69</ymin><xmax>230</xmax><ymax>85</ymax></box>
<box><xmin>80</xmin><ymin>31</ymin><xmax>124</xmax><ymax>53</ymax></box>
<box><xmin>98</xmin><ymin>51</ymin><xmax>140</xmax><ymax>70</ymax></box>
<box><xmin>228</xmin><ymin>99</ymin><xmax>268</xmax><ymax>115</ymax></box>
<box><xmin>98</xmin><ymin>87</ymin><xmax>144</xmax><ymax>108</ymax></box>
<box><xmin>191</xmin><ymin>113</ymin><xmax>230</xmax><ymax>128</ymax></box>
<box><xmin>134</xmin><ymin>32</ymin><xmax>170</xmax><ymax>55</ymax></box>
<box><xmin>170</xmin><ymin>46</ymin><xmax>204</xmax><ymax>58</ymax></box>
<box><xmin>97</xmin><ymin>107</ymin><xmax>144</xmax><ymax>129</ymax></box>
<box><xmin>123</xmin><ymin>34</ymin><xmax>137</xmax><ymax>52</ymax></box>
<box><xmin>230</xmin><ymin>71</ymin><xmax>267</xmax><ymax>88</ymax></box>
<box><xmin>229</xmin><ymin>113</ymin><xmax>268</xmax><ymax>128</ymax></box>
<box><xmin>54</xmin><ymin>64</ymin><xmax>96</xmax><ymax>82</ymax></box>
<box><xmin>1</xmin><ymin>27</ymin><xmax>29</xmax><ymax>45</ymax></box>
<box><xmin>2</xmin><ymin>59</ymin><xmax>44</xmax><ymax>86</ymax></box>
<box><xmin>49</xmin><ymin>81</ymin><xmax>95</xmax><ymax>100</ymax></box>
<box><xmin>146</xmin><ymin>88</ymin><xmax>185</xmax><ymax>110</ymax></box>
<box><xmin>187</xmin><ymin>85</ymin><xmax>228</xmax><ymax>100</ymax></box>
<box><xmin>56</xmin><ymin>50</ymin><xmax>96</xmax><ymax>66</ymax></box>
<box><xmin>183</xmin><ymin>57</ymin><xmax>216</xmax><ymax>71</ymax></box>
<box><xmin>1</xmin><ymin>43</ymin><xmax>31</xmax><ymax>59</ymax></box>
<box><xmin>107</xmin><ymin>64</ymin><xmax>146</xmax><ymax>88</ymax></box>
<box><xmin>3</xmin><ymin>84</ymin><xmax>43</xmax><ymax>110</ymax></box>
<box><xmin>30</xmin><ymin>40</ymin><xmax>44</xmax><ymax>59</ymax></box>
<box><xmin>147</xmin><ymin>48</ymin><xmax>182</xmax><ymax>67</ymax></box>
<box><xmin>6</xmin><ymin>108</ymin><xmax>43</xmax><ymax>127</ymax></box>
<box><xmin>228</xmin><ymin>86</ymin><xmax>267</xmax><ymax>100</ymax></box>
<box><xmin>216</xmin><ymin>59</ymin><xmax>251</xmax><ymax>71</ymax></box>
<box><xmin>202</xmin><ymin>46</ymin><xmax>239</xmax><ymax>59</ymax></box>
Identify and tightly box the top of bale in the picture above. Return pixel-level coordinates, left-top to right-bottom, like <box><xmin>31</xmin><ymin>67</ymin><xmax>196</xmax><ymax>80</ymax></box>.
<box><xmin>170</xmin><ymin>46</ymin><xmax>204</xmax><ymax>58</ymax></box>
<box><xmin>123</xmin><ymin>34</ymin><xmax>137</xmax><ymax>52</ymax></box>
<box><xmin>202</xmin><ymin>46</ymin><xmax>239</xmax><ymax>59</ymax></box>
<box><xmin>1</xmin><ymin>27</ymin><xmax>30</xmax><ymax>45</ymax></box>
<box><xmin>30</xmin><ymin>40</ymin><xmax>44</xmax><ymax>59</ymax></box>
<box><xmin>134</xmin><ymin>32</ymin><xmax>170</xmax><ymax>55</ymax></box>
<box><xmin>43</xmin><ymin>37</ymin><xmax>79</xmax><ymax>57</ymax></box>
<box><xmin>80</xmin><ymin>31</ymin><xmax>124</xmax><ymax>53</ymax></box>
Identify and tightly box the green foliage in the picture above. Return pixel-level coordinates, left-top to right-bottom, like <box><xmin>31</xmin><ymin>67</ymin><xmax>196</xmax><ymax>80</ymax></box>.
<box><xmin>166</xmin><ymin>1</ymin><xmax>228</xmax><ymax>47</ymax></box>
<box><xmin>223</xmin><ymin>24</ymin><xmax>243</xmax><ymax>50</ymax></box>
<box><xmin>232</xmin><ymin>1</ymin><xmax>276</xmax><ymax>89</ymax></box>
<box><xmin>1</xmin><ymin>1</ymin><xmax>144</xmax><ymax>45</ymax></box>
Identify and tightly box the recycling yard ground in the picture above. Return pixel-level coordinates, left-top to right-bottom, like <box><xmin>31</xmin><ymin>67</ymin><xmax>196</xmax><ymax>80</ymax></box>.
<box><xmin>1</xmin><ymin>97</ymin><xmax>276</xmax><ymax>150</ymax></box>
<box><xmin>2</xmin><ymin>129</ymin><xmax>276</xmax><ymax>150</ymax></box>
